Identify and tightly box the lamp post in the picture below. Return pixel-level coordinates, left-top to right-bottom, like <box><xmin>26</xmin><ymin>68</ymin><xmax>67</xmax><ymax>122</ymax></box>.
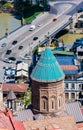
<box><xmin>45</xmin><ymin>32</ymin><xmax>51</xmax><ymax>47</ymax></box>
<box><xmin>5</xmin><ymin>28</ymin><xmax>8</xmax><ymax>37</ymax></box>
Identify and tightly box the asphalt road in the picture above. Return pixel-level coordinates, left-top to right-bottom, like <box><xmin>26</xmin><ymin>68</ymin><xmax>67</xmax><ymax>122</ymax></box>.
<box><xmin>0</xmin><ymin>0</ymin><xmax>83</xmax><ymax>66</ymax></box>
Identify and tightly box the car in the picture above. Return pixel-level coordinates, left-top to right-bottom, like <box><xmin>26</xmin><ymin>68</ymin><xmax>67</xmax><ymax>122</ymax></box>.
<box><xmin>53</xmin><ymin>18</ymin><xmax>57</xmax><ymax>22</ymax></box>
<box><xmin>9</xmin><ymin>57</ymin><xmax>16</xmax><ymax>61</ymax></box>
<box><xmin>29</xmin><ymin>25</ymin><xmax>35</xmax><ymax>31</ymax></box>
<box><xmin>22</xmin><ymin>54</ymin><xmax>32</xmax><ymax>60</ymax></box>
<box><xmin>16</xmin><ymin>60</ymin><xmax>22</xmax><ymax>64</ymax></box>
<box><xmin>6</xmin><ymin>50</ymin><xmax>12</xmax><ymax>55</ymax></box>
<box><xmin>3</xmin><ymin>58</ymin><xmax>12</xmax><ymax>63</ymax></box>
<box><xmin>1</xmin><ymin>43</ymin><xmax>6</xmax><ymax>47</ymax></box>
<box><xmin>37</xmin><ymin>23</ymin><xmax>42</xmax><ymax>27</ymax></box>
<box><xmin>12</xmin><ymin>40</ymin><xmax>17</xmax><ymax>45</ymax></box>
<box><xmin>33</xmin><ymin>37</ymin><xmax>38</xmax><ymax>41</ymax></box>
<box><xmin>78</xmin><ymin>8</ymin><xmax>83</xmax><ymax>13</ymax></box>
<box><xmin>18</xmin><ymin>45</ymin><xmax>23</xmax><ymax>50</ymax></box>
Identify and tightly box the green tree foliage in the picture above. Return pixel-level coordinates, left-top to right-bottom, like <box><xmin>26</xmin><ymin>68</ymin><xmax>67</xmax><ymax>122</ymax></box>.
<box><xmin>2</xmin><ymin>2</ymin><xmax>13</xmax><ymax>9</ymax></box>
<box><xmin>23</xmin><ymin>88</ymin><xmax>32</xmax><ymax>108</ymax></box>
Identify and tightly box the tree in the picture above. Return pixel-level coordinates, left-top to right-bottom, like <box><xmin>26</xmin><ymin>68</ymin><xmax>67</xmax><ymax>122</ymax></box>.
<box><xmin>23</xmin><ymin>88</ymin><xmax>32</xmax><ymax>108</ymax></box>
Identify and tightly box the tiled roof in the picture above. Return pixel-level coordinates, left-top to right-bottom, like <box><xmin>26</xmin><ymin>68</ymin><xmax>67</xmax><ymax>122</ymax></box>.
<box><xmin>0</xmin><ymin>108</ymin><xmax>24</xmax><ymax>130</ymax></box>
<box><xmin>31</xmin><ymin>47</ymin><xmax>64</xmax><ymax>82</ymax></box>
<box><xmin>60</xmin><ymin>65</ymin><xmax>78</xmax><ymax>75</ymax></box>
<box><xmin>77</xmin><ymin>123</ymin><xmax>83</xmax><ymax>130</ymax></box>
<box><xmin>1</xmin><ymin>83</ymin><xmax>28</xmax><ymax>93</ymax></box>
<box><xmin>23</xmin><ymin>115</ymin><xmax>78</xmax><ymax>130</ymax></box>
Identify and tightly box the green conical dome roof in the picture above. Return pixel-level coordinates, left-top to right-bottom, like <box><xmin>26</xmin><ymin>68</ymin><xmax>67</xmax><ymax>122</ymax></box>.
<box><xmin>31</xmin><ymin>47</ymin><xmax>65</xmax><ymax>82</ymax></box>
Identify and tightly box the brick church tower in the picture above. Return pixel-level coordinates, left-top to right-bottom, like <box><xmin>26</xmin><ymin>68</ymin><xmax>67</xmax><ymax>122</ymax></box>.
<box><xmin>31</xmin><ymin>47</ymin><xmax>65</xmax><ymax>116</ymax></box>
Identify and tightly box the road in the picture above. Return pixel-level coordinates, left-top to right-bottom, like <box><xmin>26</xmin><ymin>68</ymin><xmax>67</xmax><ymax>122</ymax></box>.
<box><xmin>0</xmin><ymin>0</ymin><xmax>83</xmax><ymax>65</ymax></box>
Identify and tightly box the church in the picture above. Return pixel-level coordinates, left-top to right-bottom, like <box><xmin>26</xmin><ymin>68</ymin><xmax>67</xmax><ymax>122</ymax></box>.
<box><xmin>22</xmin><ymin>47</ymin><xmax>83</xmax><ymax>130</ymax></box>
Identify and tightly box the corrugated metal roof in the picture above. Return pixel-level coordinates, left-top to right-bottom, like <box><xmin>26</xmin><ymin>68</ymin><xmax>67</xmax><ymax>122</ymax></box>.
<box><xmin>17</xmin><ymin>62</ymin><xmax>28</xmax><ymax>71</ymax></box>
<box><xmin>65</xmin><ymin>102</ymin><xmax>83</xmax><ymax>123</ymax></box>
<box><xmin>61</xmin><ymin>65</ymin><xmax>78</xmax><ymax>74</ymax></box>
<box><xmin>7</xmin><ymin>90</ymin><xmax>16</xmax><ymax>100</ymax></box>
<box><xmin>53</xmin><ymin>50</ymin><xmax>74</xmax><ymax>55</ymax></box>
<box><xmin>16</xmin><ymin>70</ymin><xmax>28</xmax><ymax>77</ymax></box>
<box><xmin>63</xmin><ymin>70</ymin><xmax>78</xmax><ymax>74</ymax></box>
<box><xmin>14</xmin><ymin>109</ymin><xmax>34</xmax><ymax>121</ymax></box>
<box><xmin>61</xmin><ymin>65</ymin><xmax>78</xmax><ymax>70</ymax></box>
<box><xmin>56</xmin><ymin>55</ymin><xmax>75</xmax><ymax>65</ymax></box>
<box><xmin>31</xmin><ymin>47</ymin><xmax>64</xmax><ymax>82</ymax></box>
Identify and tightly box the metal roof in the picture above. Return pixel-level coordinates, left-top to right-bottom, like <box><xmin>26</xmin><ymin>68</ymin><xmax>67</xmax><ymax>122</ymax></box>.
<box><xmin>53</xmin><ymin>50</ymin><xmax>74</xmax><ymax>56</ymax></box>
<box><xmin>7</xmin><ymin>90</ymin><xmax>16</xmax><ymax>100</ymax></box>
<box><xmin>65</xmin><ymin>102</ymin><xmax>83</xmax><ymax>123</ymax></box>
<box><xmin>31</xmin><ymin>47</ymin><xmax>64</xmax><ymax>82</ymax></box>
<box><xmin>56</xmin><ymin>55</ymin><xmax>75</xmax><ymax>65</ymax></box>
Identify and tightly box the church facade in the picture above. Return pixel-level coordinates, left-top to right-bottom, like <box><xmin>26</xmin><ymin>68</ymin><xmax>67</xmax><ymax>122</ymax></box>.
<box><xmin>31</xmin><ymin>47</ymin><xmax>65</xmax><ymax>115</ymax></box>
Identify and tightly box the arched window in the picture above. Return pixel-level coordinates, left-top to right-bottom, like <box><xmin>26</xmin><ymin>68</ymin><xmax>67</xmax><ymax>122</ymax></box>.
<box><xmin>51</xmin><ymin>97</ymin><xmax>55</xmax><ymax>109</ymax></box>
<box><xmin>58</xmin><ymin>96</ymin><xmax>61</xmax><ymax>109</ymax></box>
<box><xmin>43</xmin><ymin>100</ymin><xmax>46</xmax><ymax>109</ymax></box>
<box><xmin>42</xmin><ymin>96</ymin><xmax>48</xmax><ymax>110</ymax></box>
<box><xmin>59</xmin><ymin>99</ymin><xmax>60</xmax><ymax>107</ymax></box>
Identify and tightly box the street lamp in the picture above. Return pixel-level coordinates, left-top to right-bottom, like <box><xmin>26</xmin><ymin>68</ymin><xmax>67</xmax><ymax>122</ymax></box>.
<box><xmin>45</xmin><ymin>32</ymin><xmax>51</xmax><ymax>47</ymax></box>
<box><xmin>5</xmin><ymin>28</ymin><xmax>8</xmax><ymax>37</ymax></box>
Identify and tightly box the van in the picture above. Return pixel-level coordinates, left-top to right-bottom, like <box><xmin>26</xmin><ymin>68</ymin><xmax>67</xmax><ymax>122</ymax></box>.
<box><xmin>29</xmin><ymin>25</ymin><xmax>35</xmax><ymax>31</ymax></box>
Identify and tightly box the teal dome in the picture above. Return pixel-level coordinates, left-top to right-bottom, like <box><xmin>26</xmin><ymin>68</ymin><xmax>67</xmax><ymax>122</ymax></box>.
<box><xmin>31</xmin><ymin>47</ymin><xmax>65</xmax><ymax>82</ymax></box>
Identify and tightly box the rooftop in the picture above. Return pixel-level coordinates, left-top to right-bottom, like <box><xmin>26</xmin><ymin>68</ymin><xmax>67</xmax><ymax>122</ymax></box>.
<box><xmin>31</xmin><ymin>47</ymin><xmax>64</xmax><ymax>82</ymax></box>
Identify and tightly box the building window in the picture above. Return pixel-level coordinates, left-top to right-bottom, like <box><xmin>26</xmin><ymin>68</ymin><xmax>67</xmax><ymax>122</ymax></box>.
<box><xmin>51</xmin><ymin>98</ymin><xmax>55</xmax><ymax>109</ymax></box>
<box><xmin>71</xmin><ymin>93</ymin><xmax>75</xmax><ymax>99</ymax></box>
<box><xmin>42</xmin><ymin>96</ymin><xmax>48</xmax><ymax>110</ymax></box>
<box><xmin>65</xmin><ymin>93</ymin><xmax>69</xmax><ymax>100</ymax></box>
<box><xmin>59</xmin><ymin>99</ymin><xmax>60</xmax><ymax>107</ymax></box>
<box><xmin>43</xmin><ymin>100</ymin><xmax>46</xmax><ymax>109</ymax></box>
<box><xmin>65</xmin><ymin>83</ymin><xmax>68</xmax><ymax>89</ymax></box>
<box><xmin>71</xmin><ymin>83</ymin><xmax>75</xmax><ymax>89</ymax></box>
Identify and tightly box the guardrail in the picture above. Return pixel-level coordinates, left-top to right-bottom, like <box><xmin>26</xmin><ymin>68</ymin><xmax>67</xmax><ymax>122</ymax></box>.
<box><xmin>31</xmin><ymin>18</ymin><xmax>72</xmax><ymax>50</ymax></box>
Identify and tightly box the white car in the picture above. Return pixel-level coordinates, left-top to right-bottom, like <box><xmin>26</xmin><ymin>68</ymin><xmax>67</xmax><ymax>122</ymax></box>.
<box><xmin>3</xmin><ymin>58</ymin><xmax>12</xmax><ymax>63</ymax></box>
<box><xmin>29</xmin><ymin>25</ymin><xmax>35</xmax><ymax>31</ymax></box>
<box><xmin>21</xmin><ymin>54</ymin><xmax>32</xmax><ymax>60</ymax></box>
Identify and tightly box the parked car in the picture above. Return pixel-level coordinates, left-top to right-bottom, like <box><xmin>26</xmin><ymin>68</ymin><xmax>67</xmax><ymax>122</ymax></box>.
<box><xmin>53</xmin><ymin>18</ymin><xmax>57</xmax><ymax>22</ymax></box>
<box><xmin>3</xmin><ymin>58</ymin><xmax>12</xmax><ymax>63</ymax></box>
<box><xmin>22</xmin><ymin>54</ymin><xmax>32</xmax><ymax>60</ymax></box>
<box><xmin>33</xmin><ymin>36</ymin><xmax>38</xmax><ymax>41</ymax></box>
<box><xmin>9</xmin><ymin>57</ymin><xmax>16</xmax><ymax>61</ymax></box>
<box><xmin>1</xmin><ymin>43</ymin><xmax>6</xmax><ymax>47</ymax></box>
<box><xmin>16</xmin><ymin>60</ymin><xmax>22</xmax><ymax>64</ymax></box>
<box><xmin>6</xmin><ymin>50</ymin><xmax>12</xmax><ymax>55</ymax></box>
<box><xmin>18</xmin><ymin>45</ymin><xmax>23</xmax><ymax>50</ymax></box>
<box><xmin>78</xmin><ymin>8</ymin><xmax>83</xmax><ymax>13</ymax></box>
<box><xmin>37</xmin><ymin>23</ymin><xmax>42</xmax><ymax>27</ymax></box>
<box><xmin>12</xmin><ymin>40</ymin><xmax>17</xmax><ymax>45</ymax></box>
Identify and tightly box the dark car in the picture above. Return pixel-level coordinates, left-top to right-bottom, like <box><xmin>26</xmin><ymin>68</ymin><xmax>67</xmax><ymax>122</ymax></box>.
<box><xmin>33</xmin><ymin>37</ymin><xmax>38</xmax><ymax>41</ymax></box>
<box><xmin>53</xmin><ymin>18</ymin><xmax>57</xmax><ymax>22</ymax></box>
<box><xmin>18</xmin><ymin>45</ymin><xmax>23</xmax><ymax>50</ymax></box>
<box><xmin>6</xmin><ymin>50</ymin><xmax>12</xmax><ymax>55</ymax></box>
<box><xmin>12</xmin><ymin>40</ymin><xmax>17</xmax><ymax>45</ymax></box>
<box><xmin>16</xmin><ymin>60</ymin><xmax>22</xmax><ymax>64</ymax></box>
<box><xmin>9</xmin><ymin>57</ymin><xmax>16</xmax><ymax>61</ymax></box>
<box><xmin>78</xmin><ymin>8</ymin><xmax>83</xmax><ymax>13</ymax></box>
